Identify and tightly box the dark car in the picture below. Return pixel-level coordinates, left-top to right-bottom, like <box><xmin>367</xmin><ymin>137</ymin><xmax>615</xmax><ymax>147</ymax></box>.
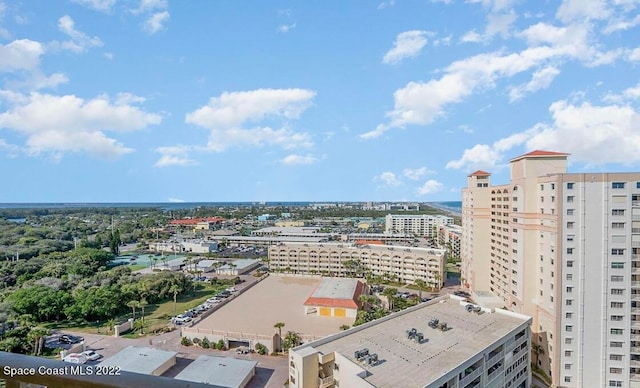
<box><xmin>59</xmin><ymin>334</ymin><xmax>83</xmax><ymax>344</ymax></box>
<box><xmin>454</xmin><ymin>291</ymin><xmax>471</xmax><ymax>298</ymax></box>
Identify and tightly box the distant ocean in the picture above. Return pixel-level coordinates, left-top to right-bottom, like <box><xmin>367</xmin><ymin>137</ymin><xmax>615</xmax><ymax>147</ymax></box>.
<box><xmin>429</xmin><ymin>201</ymin><xmax>463</xmax><ymax>215</ymax></box>
<box><xmin>0</xmin><ymin>202</ymin><xmax>311</xmax><ymax>210</ymax></box>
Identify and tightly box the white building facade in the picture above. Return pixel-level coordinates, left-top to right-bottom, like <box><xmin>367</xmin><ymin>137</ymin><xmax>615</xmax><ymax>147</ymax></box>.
<box><xmin>462</xmin><ymin>150</ymin><xmax>640</xmax><ymax>388</ymax></box>
<box><xmin>268</xmin><ymin>242</ymin><xmax>445</xmax><ymax>288</ymax></box>
<box><xmin>385</xmin><ymin>214</ymin><xmax>454</xmax><ymax>237</ymax></box>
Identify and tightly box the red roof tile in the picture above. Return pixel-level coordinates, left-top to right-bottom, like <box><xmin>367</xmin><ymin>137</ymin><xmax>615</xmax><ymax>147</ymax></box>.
<box><xmin>355</xmin><ymin>240</ymin><xmax>385</xmax><ymax>245</ymax></box>
<box><xmin>510</xmin><ymin>150</ymin><xmax>570</xmax><ymax>162</ymax></box>
<box><xmin>468</xmin><ymin>170</ymin><xmax>491</xmax><ymax>177</ymax></box>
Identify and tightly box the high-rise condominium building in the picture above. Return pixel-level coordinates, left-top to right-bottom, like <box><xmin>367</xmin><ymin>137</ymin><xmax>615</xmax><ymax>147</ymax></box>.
<box><xmin>461</xmin><ymin>150</ymin><xmax>640</xmax><ymax>388</ymax></box>
<box><xmin>385</xmin><ymin>214</ymin><xmax>454</xmax><ymax>237</ymax></box>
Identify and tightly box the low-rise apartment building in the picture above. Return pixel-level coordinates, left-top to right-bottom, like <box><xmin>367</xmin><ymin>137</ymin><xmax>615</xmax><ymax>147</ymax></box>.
<box><xmin>437</xmin><ymin>224</ymin><xmax>462</xmax><ymax>259</ymax></box>
<box><xmin>385</xmin><ymin>214</ymin><xmax>454</xmax><ymax>237</ymax></box>
<box><xmin>268</xmin><ymin>242</ymin><xmax>445</xmax><ymax>288</ymax></box>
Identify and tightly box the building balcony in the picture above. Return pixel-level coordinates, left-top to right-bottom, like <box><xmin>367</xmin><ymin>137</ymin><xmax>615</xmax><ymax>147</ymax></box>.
<box><xmin>0</xmin><ymin>351</ymin><xmax>209</xmax><ymax>388</ymax></box>
<box><xmin>487</xmin><ymin>364</ymin><xmax>505</xmax><ymax>383</ymax></box>
<box><xmin>631</xmin><ymin>347</ymin><xmax>640</xmax><ymax>353</ymax></box>
<box><xmin>633</xmin><ymin>201</ymin><xmax>640</xmax><ymax>207</ymax></box>
<box><xmin>459</xmin><ymin>366</ymin><xmax>483</xmax><ymax>387</ymax></box>
<box><xmin>631</xmin><ymin>373</ymin><xmax>640</xmax><ymax>381</ymax></box>
<box><xmin>319</xmin><ymin>375</ymin><xmax>335</xmax><ymax>388</ymax></box>
<box><xmin>486</xmin><ymin>351</ymin><xmax>504</xmax><ymax>367</ymax></box>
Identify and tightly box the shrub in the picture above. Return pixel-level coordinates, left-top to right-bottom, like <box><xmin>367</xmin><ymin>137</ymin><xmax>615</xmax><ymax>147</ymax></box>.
<box><xmin>255</xmin><ymin>342</ymin><xmax>267</xmax><ymax>355</ymax></box>
<box><xmin>192</xmin><ymin>338</ymin><xmax>201</xmax><ymax>346</ymax></box>
<box><xmin>216</xmin><ymin>339</ymin><xmax>226</xmax><ymax>350</ymax></box>
<box><xmin>201</xmin><ymin>337</ymin><xmax>210</xmax><ymax>349</ymax></box>
<box><xmin>181</xmin><ymin>336</ymin><xmax>192</xmax><ymax>346</ymax></box>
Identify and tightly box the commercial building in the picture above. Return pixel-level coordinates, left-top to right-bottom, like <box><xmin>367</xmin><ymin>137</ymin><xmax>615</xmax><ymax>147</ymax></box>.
<box><xmin>99</xmin><ymin>346</ymin><xmax>176</xmax><ymax>376</ymax></box>
<box><xmin>216</xmin><ymin>258</ymin><xmax>261</xmax><ymax>276</ymax></box>
<box><xmin>462</xmin><ymin>150</ymin><xmax>640</xmax><ymax>387</ymax></box>
<box><xmin>385</xmin><ymin>214</ymin><xmax>454</xmax><ymax>237</ymax></box>
<box><xmin>289</xmin><ymin>295</ymin><xmax>532</xmax><ymax>388</ymax></box>
<box><xmin>181</xmin><ymin>240</ymin><xmax>218</xmax><ymax>254</ymax></box>
<box><xmin>303</xmin><ymin>278</ymin><xmax>364</xmax><ymax>318</ymax></box>
<box><xmin>268</xmin><ymin>243</ymin><xmax>445</xmax><ymax>289</ymax></box>
<box><xmin>174</xmin><ymin>355</ymin><xmax>257</xmax><ymax>388</ymax></box>
<box><xmin>437</xmin><ymin>224</ymin><xmax>462</xmax><ymax>259</ymax></box>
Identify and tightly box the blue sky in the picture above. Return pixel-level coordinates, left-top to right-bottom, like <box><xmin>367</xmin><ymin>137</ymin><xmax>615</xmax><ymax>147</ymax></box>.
<box><xmin>0</xmin><ymin>0</ymin><xmax>639</xmax><ymax>202</ymax></box>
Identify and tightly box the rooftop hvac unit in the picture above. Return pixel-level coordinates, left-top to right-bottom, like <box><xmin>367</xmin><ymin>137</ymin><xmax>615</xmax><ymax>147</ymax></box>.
<box><xmin>474</xmin><ymin>306</ymin><xmax>483</xmax><ymax>314</ymax></box>
<box><xmin>428</xmin><ymin>318</ymin><xmax>439</xmax><ymax>329</ymax></box>
<box><xmin>439</xmin><ymin>322</ymin><xmax>449</xmax><ymax>331</ymax></box>
<box><xmin>354</xmin><ymin>348</ymin><xmax>369</xmax><ymax>360</ymax></box>
<box><xmin>414</xmin><ymin>333</ymin><xmax>424</xmax><ymax>343</ymax></box>
<box><xmin>465</xmin><ymin>304</ymin><xmax>474</xmax><ymax>312</ymax></box>
<box><xmin>406</xmin><ymin>328</ymin><xmax>418</xmax><ymax>339</ymax></box>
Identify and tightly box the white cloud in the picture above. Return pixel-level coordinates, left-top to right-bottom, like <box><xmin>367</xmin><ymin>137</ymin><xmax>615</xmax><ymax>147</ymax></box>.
<box><xmin>448</xmin><ymin>97</ymin><xmax>640</xmax><ymax>171</ymax></box>
<box><xmin>604</xmin><ymin>14</ymin><xmax>640</xmax><ymax>33</ymax></box>
<box><xmin>186</xmin><ymin>88</ymin><xmax>316</xmax><ymax>152</ymax></box>
<box><xmin>364</xmin><ymin>21</ymin><xmax>613</xmax><ymax>139</ymax></box>
<box><xmin>417</xmin><ymin>179</ymin><xmax>444</xmax><ymax>195</ymax></box>
<box><xmin>104</xmin><ymin>52</ymin><xmax>114</xmax><ymax>60</ymax></box>
<box><xmin>57</xmin><ymin>15</ymin><xmax>103</xmax><ymax>53</ymax></box>
<box><xmin>374</xmin><ymin>172</ymin><xmax>402</xmax><ymax>188</ymax></box>
<box><xmin>509</xmin><ymin>66</ymin><xmax>560</xmax><ymax>102</ymax></box>
<box><xmin>0</xmin><ymin>139</ymin><xmax>20</xmax><ymax>158</ymax></box>
<box><xmin>377</xmin><ymin>0</ymin><xmax>395</xmax><ymax>9</ymax></box>
<box><xmin>277</xmin><ymin>23</ymin><xmax>296</xmax><ymax>33</ymax></box>
<box><xmin>383</xmin><ymin>30</ymin><xmax>429</xmax><ymax>65</ymax></box>
<box><xmin>132</xmin><ymin>0</ymin><xmax>167</xmax><ymax>14</ymax></box>
<box><xmin>168</xmin><ymin>197</ymin><xmax>185</xmax><ymax>203</ymax></box>
<box><xmin>143</xmin><ymin>11</ymin><xmax>170</xmax><ymax>34</ymax></box>
<box><xmin>556</xmin><ymin>0</ymin><xmax>610</xmax><ymax>23</ymax></box>
<box><xmin>629</xmin><ymin>48</ymin><xmax>640</xmax><ymax>62</ymax></box>
<box><xmin>0</xmin><ymin>39</ymin><xmax>45</xmax><ymax>72</ymax></box>
<box><xmin>485</xmin><ymin>10</ymin><xmax>517</xmax><ymax>38</ymax></box>
<box><xmin>460</xmin><ymin>30</ymin><xmax>482</xmax><ymax>43</ymax></box>
<box><xmin>6</xmin><ymin>72</ymin><xmax>69</xmax><ymax>91</ymax></box>
<box><xmin>71</xmin><ymin>0</ymin><xmax>117</xmax><ymax>12</ymax></box>
<box><xmin>281</xmin><ymin>153</ymin><xmax>318</xmax><ymax>165</ymax></box>
<box><xmin>403</xmin><ymin>167</ymin><xmax>431</xmax><ymax>180</ymax></box>
<box><xmin>154</xmin><ymin>145</ymin><xmax>198</xmax><ymax>167</ymax></box>
<box><xmin>0</xmin><ymin>92</ymin><xmax>162</xmax><ymax>159</ymax></box>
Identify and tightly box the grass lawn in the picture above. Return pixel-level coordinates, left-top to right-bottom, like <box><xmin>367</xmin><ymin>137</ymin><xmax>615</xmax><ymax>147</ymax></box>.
<box><xmin>48</xmin><ymin>283</ymin><xmax>228</xmax><ymax>336</ymax></box>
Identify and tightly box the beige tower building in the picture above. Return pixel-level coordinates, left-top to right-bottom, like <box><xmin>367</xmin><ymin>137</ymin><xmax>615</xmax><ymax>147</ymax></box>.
<box><xmin>462</xmin><ymin>150</ymin><xmax>640</xmax><ymax>388</ymax></box>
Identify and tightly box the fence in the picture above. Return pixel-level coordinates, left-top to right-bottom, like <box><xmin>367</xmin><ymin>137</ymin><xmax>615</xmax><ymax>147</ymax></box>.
<box><xmin>114</xmin><ymin>318</ymin><xmax>134</xmax><ymax>337</ymax></box>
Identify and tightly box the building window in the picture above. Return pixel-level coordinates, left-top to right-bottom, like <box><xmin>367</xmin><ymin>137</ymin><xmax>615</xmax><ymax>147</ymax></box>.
<box><xmin>611</xmin><ymin>302</ymin><xmax>624</xmax><ymax>308</ymax></box>
<box><xmin>612</xmin><ymin>182</ymin><xmax>626</xmax><ymax>189</ymax></box>
<box><xmin>566</xmin><ymin>312</ymin><xmax>573</xmax><ymax>319</ymax></box>
<box><xmin>567</xmin><ymin>234</ymin><xmax>574</xmax><ymax>241</ymax></box>
<box><xmin>566</xmin><ymin>299</ymin><xmax>573</xmax><ymax>306</ymax></box>
<box><xmin>609</xmin><ymin>381</ymin><xmax>623</xmax><ymax>387</ymax></box>
<box><xmin>611</xmin><ymin>315</ymin><xmax>624</xmax><ymax>321</ymax></box>
<box><xmin>567</xmin><ymin>248</ymin><xmax>574</xmax><ymax>254</ymax></box>
<box><xmin>611</xmin><ymin>275</ymin><xmax>624</xmax><ymax>282</ymax></box>
<box><xmin>612</xmin><ymin>249</ymin><xmax>625</xmax><ymax>255</ymax></box>
<box><xmin>611</xmin><ymin>328</ymin><xmax>624</xmax><ymax>335</ymax></box>
<box><xmin>612</xmin><ymin>209</ymin><xmax>625</xmax><ymax>216</ymax></box>
<box><xmin>567</xmin><ymin>261</ymin><xmax>574</xmax><ymax>268</ymax></box>
<box><xmin>565</xmin><ymin>350</ymin><xmax>572</xmax><ymax>356</ymax></box>
<box><xmin>565</xmin><ymin>337</ymin><xmax>572</xmax><ymax>344</ymax></box>
<box><xmin>567</xmin><ymin>222</ymin><xmax>575</xmax><ymax>229</ymax></box>
<box><xmin>567</xmin><ymin>273</ymin><xmax>573</xmax><ymax>280</ymax></box>
<box><xmin>610</xmin><ymin>354</ymin><xmax>623</xmax><ymax>361</ymax></box>
<box><xmin>611</xmin><ymin>289</ymin><xmax>625</xmax><ymax>295</ymax></box>
<box><xmin>565</xmin><ymin>364</ymin><xmax>571</xmax><ymax>370</ymax></box>
<box><xmin>637</xmin><ymin>182</ymin><xmax>640</xmax><ymax>189</ymax></box>
<box><xmin>610</xmin><ymin>368</ymin><xmax>623</xmax><ymax>374</ymax></box>
<box><xmin>611</xmin><ymin>262</ymin><xmax>625</xmax><ymax>269</ymax></box>
<box><xmin>567</xmin><ymin>196</ymin><xmax>575</xmax><ymax>203</ymax></box>
<box><xmin>567</xmin><ymin>182</ymin><xmax>574</xmax><ymax>189</ymax></box>
<box><xmin>566</xmin><ymin>325</ymin><xmax>573</xmax><ymax>332</ymax></box>
<box><xmin>551</xmin><ymin>183</ymin><xmax>555</xmax><ymax>190</ymax></box>
<box><xmin>566</xmin><ymin>208</ymin><xmax>574</xmax><ymax>216</ymax></box>
<box><xmin>540</xmin><ymin>184</ymin><xmax>544</xmax><ymax>191</ymax></box>
<box><xmin>612</xmin><ymin>222</ymin><xmax>625</xmax><ymax>229</ymax></box>
<box><xmin>566</xmin><ymin>286</ymin><xmax>573</xmax><ymax>293</ymax></box>
<box><xmin>610</xmin><ymin>342</ymin><xmax>623</xmax><ymax>348</ymax></box>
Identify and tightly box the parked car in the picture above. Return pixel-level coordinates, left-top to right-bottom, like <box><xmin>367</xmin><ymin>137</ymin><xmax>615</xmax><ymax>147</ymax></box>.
<box><xmin>173</xmin><ymin>315</ymin><xmax>192</xmax><ymax>324</ymax></box>
<box><xmin>82</xmin><ymin>350</ymin><xmax>102</xmax><ymax>361</ymax></box>
<box><xmin>226</xmin><ymin>287</ymin><xmax>236</xmax><ymax>293</ymax></box>
<box><xmin>59</xmin><ymin>334</ymin><xmax>83</xmax><ymax>344</ymax></box>
<box><xmin>63</xmin><ymin>353</ymin><xmax>87</xmax><ymax>364</ymax></box>
<box><xmin>454</xmin><ymin>291</ymin><xmax>471</xmax><ymax>298</ymax></box>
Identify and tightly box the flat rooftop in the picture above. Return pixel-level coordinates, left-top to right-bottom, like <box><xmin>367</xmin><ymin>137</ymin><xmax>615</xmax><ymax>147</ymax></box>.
<box><xmin>174</xmin><ymin>355</ymin><xmax>257</xmax><ymax>388</ymax></box>
<box><xmin>311</xmin><ymin>278</ymin><xmax>359</xmax><ymax>300</ymax></box>
<box><xmin>308</xmin><ymin>297</ymin><xmax>530</xmax><ymax>387</ymax></box>
<box><xmin>194</xmin><ymin>275</ymin><xmax>354</xmax><ymax>338</ymax></box>
<box><xmin>99</xmin><ymin>346</ymin><xmax>176</xmax><ymax>375</ymax></box>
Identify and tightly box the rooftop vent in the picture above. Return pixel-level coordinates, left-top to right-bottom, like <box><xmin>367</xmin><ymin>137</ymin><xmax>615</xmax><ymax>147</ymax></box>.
<box><xmin>354</xmin><ymin>348</ymin><xmax>369</xmax><ymax>360</ymax></box>
<box><xmin>428</xmin><ymin>318</ymin><xmax>440</xmax><ymax>329</ymax></box>
<box><xmin>406</xmin><ymin>328</ymin><xmax>418</xmax><ymax>339</ymax></box>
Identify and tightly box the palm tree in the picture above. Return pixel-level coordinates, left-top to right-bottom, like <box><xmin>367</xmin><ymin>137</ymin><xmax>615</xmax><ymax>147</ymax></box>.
<box><xmin>382</xmin><ymin>287</ymin><xmax>398</xmax><ymax>311</ymax></box>
<box><xmin>138</xmin><ymin>299</ymin><xmax>148</xmax><ymax>325</ymax></box>
<box><xmin>27</xmin><ymin>326</ymin><xmax>50</xmax><ymax>356</ymax></box>
<box><xmin>274</xmin><ymin>322</ymin><xmax>285</xmax><ymax>351</ymax></box>
<box><xmin>532</xmin><ymin>343</ymin><xmax>545</xmax><ymax>366</ymax></box>
<box><xmin>414</xmin><ymin>279</ymin><xmax>427</xmax><ymax>300</ymax></box>
<box><xmin>126</xmin><ymin>300</ymin><xmax>140</xmax><ymax>320</ymax></box>
<box><xmin>169</xmin><ymin>284</ymin><xmax>183</xmax><ymax>315</ymax></box>
<box><xmin>433</xmin><ymin>272</ymin><xmax>442</xmax><ymax>290</ymax></box>
<box><xmin>105</xmin><ymin>318</ymin><xmax>116</xmax><ymax>334</ymax></box>
<box><xmin>132</xmin><ymin>318</ymin><xmax>144</xmax><ymax>335</ymax></box>
<box><xmin>358</xmin><ymin>294</ymin><xmax>379</xmax><ymax>310</ymax></box>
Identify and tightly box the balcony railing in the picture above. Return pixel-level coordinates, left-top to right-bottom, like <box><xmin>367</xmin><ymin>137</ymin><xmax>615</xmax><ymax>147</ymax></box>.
<box><xmin>486</xmin><ymin>350</ymin><xmax>504</xmax><ymax>367</ymax></box>
<box><xmin>0</xmin><ymin>351</ymin><xmax>210</xmax><ymax>388</ymax></box>
<box><xmin>459</xmin><ymin>366</ymin><xmax>483</xmax><ymax>387</ymax></box>
<box><xmin>319</xmin><ymin>375</ymin><xmax>335</xmax><ymax>388</ymax></box>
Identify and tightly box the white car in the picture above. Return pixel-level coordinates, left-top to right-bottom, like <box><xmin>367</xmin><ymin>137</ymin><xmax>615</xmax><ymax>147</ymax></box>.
<box><xmin>173</xmin><ymin>315</ymin><xmax>192</xmax><ymax>324</ymax></box>
<box><xmin>82</xmin><ymin>350</ymin><xmax>102</xmax><ymax>361</ymax></box>
<box><xmin>226</xmin><ymin>287</ymin><xmax>236</xmax><ymax>293</ymax></box>
<box><xmin>63</xmin><ymin>353</ymin><xmax>87</xmax><ymax>364</ymax></box>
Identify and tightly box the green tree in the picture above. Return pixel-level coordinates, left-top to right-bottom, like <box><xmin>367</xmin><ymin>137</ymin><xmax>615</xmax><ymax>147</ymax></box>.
<box><xmin>132</xmin><ymin>318</ymin><xmax>144</xmax><ymax>334</ymax></box>
<box><xmin>138</xmin><ymin>299</ymin><xmax>148</xmax><ymax>324</ymax></box>
<box><xmin>169</xmin><ymin>284</ymin><xmax>183</xmax><ymax>315</ymax></box>
<box><xmin>282</xmin><ymin>331</ymin><xmax>301</xmax><ymax>351</ymax></box>
<box><xmin>382</xmin><ymin>287</ymin><xmax>398</xmax><ymax>311</ymax></box>
<box><xmin>105</xmin><ymin>318</ymin><xmax>116</xmax><ymax>334</ymax></box>
<box><xmin>126</xmin><ymin>300</ymin><xmax>140</xmax><ymax>321</ymax></box>
<box><xmin>414</xmin><ymin>279</ymin><xmax>427</xmax><ymax>300</ymax></box>
<box><xmin>532</xmin><ymin>342</ymin><xmax>545</xmax><ymax>366</ymax></box>
<box><xmin>358</xmin><ymin>294</ymin><xmax>379</xmax><ymax>310</ymax></box>
<box><xmin>27</xmin><ymin>326</ymin><xmax>50</xmax><ymax>356</ymax></box>
<box><xmin>274</xmin><ymin>322</ymin><xmax>285</xmax><ymax>352</ymax></box>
